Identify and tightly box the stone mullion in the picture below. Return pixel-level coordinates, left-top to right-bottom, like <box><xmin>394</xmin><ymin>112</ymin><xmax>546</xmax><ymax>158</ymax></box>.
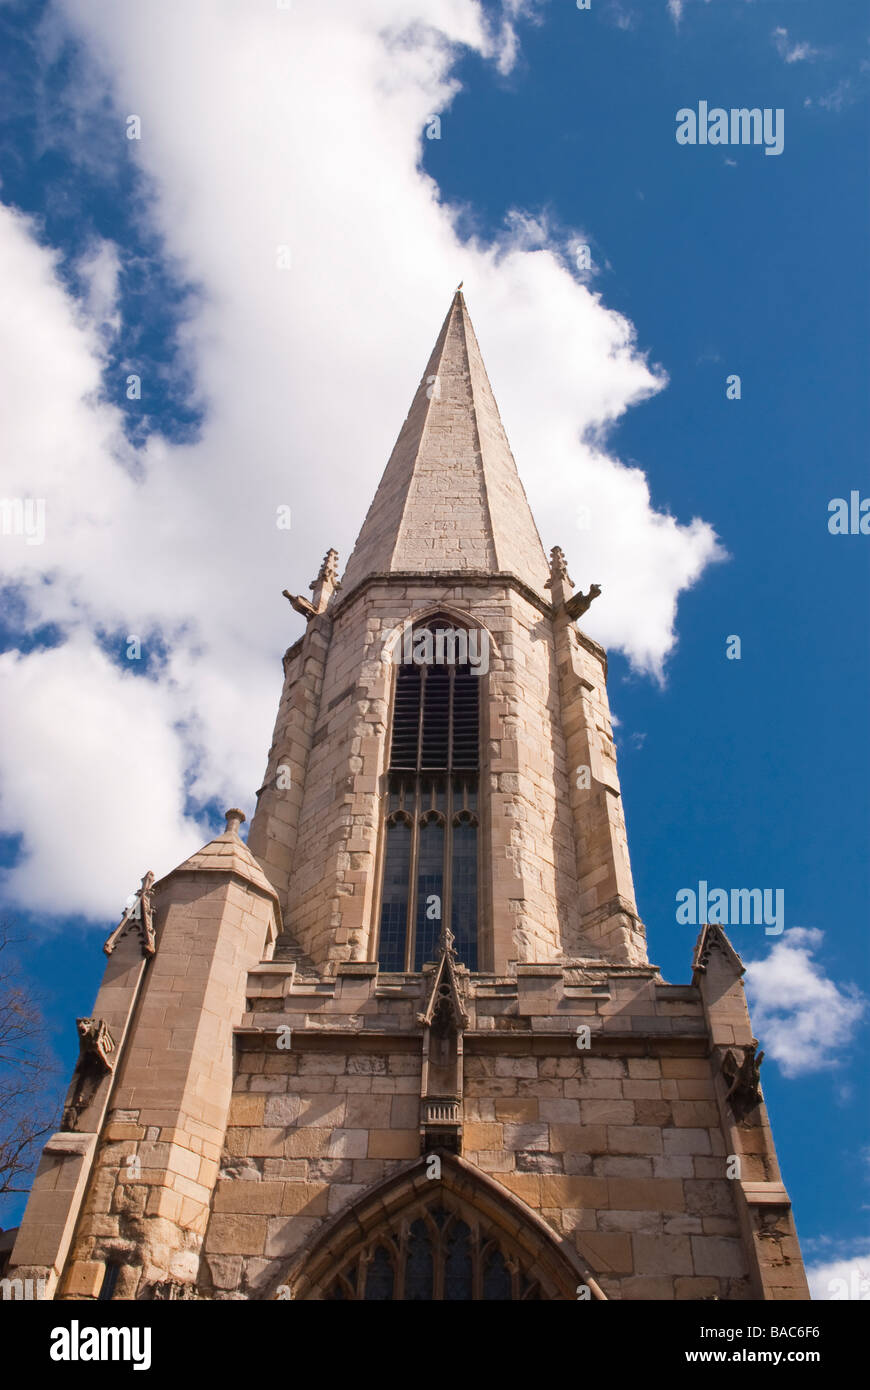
<box><xmin>430</xmin><ymin>1221</ymin><xmax>445</xmax><ymax>1301</ymax></box>
<box><xmin>394</xmin><ymin>1223</ymin><xmax>408</xmax><ymax>1301</ymax></box>
<box><xmin>443</xmin><ymin>664</ymin><xmax>456</xmax><ymax>954</ymax></box>
<box><xmin>403</xmin><ymin>662</ymin><xmax>428</xmax><ymax>970</ymax></box>
<box><xmin>443</xmin><ymin>774</ymin><xmax>455</xmax><ymax>956</ymax></box>
<box><xmin>405</xmin><ymin>778</ymin><xmax>422</xmax><ymax>971</ymax></box>
<box><xmin>472</xmin><ymin>1223</ymin><xmax>483</xmax><ymax>1301</ymax></box>
<box><xmin>354</xmin><ymin>1248</ymin><xmax>371</xmax><ymax>1301</ymax></box>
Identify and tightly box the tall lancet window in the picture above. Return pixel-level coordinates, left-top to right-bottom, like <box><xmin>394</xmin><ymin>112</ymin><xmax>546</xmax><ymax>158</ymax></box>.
<box><xmin>377</xmin><ymin>621</ymin><xmax>480</xmax><ymax>972</ymax></box>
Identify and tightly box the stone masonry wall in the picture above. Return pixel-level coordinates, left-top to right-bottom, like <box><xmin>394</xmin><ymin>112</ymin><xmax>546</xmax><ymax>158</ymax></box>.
<box><xmin>194</xmin><ymin>957</ymin><xmax>806</xmax><ymax>1301</ymax></box>
<box><xmin>252</xmin><ymin>577</ymin><xmax>593</xmax><ymax>973</ymax></box>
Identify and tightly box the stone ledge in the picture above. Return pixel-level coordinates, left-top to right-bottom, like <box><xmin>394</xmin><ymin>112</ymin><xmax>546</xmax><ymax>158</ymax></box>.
<box><xmin>233</xmin><ymin>1028</ymin><xmax>419</xmax><ymax>1052</ymax></box>
<box><xmin>740</xmin><ymin>1181</ymin><xmax>792</xmax><ymax>1206</ymax></box>
<box><xmin>330</xmin><ymin>571</ymin><xmax>556</xmax><ymax>624</ymax></box>
<box><xmin>44</xmin><ymin>1132</ymin><xmax>98</xmax><ymax>1159</ymax></box>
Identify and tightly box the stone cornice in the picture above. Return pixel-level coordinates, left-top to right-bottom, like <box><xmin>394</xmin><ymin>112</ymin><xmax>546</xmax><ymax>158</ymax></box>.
<box><xmin>336</xmin><ymin>571</ymin><xmax>606</xmax><ymax>664</ymax></box>
<box><xmin>279</xmin><ymin>571</ymin><xmax>610</xmax><ymax>677</ymax></box>
<box><xmin>332</xmin><ymin>569</ymin><xmax>551</xmax><ymax>620</ymax></box>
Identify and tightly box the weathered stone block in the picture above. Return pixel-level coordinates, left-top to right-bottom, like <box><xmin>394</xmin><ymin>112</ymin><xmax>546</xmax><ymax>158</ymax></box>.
<box><xmin>540</xmin><ymin>1176</ymin><xmax>608</xmax><ymax>1209</ymax></box>
<box><xmin>65</xmin><ymin>1261</ymin><xmax>105</xmax><ymax>1298</ymax></box>
<box><xmin>663</xmin><ymin>1127</ymin><xmax>711</xmax><ymax>1156</ymax></box>
<box><xmin>607</xmin><ymin>1178</ymin><xmax>685</xmax><ymax>1212</ymax></box>
<box><xmin>504</xmin><ymin>1122</ymin><xmax>549</xmax><ymax>1152</ymax></box>
<box><xmin>576</xmin><ymin>1233</ymin><xmax>633</xmax><ymax>1275</ymax></box>
<box><xmin>367</xmin><ymin>1130</ymin><xmax>419</xmax><ymax>1160</ymax></box>
<box><xmin>207</xmin><ymin>1215</ymin><xmax>268</xmax><ymax>1256</ymax></box>
<box><xmin>280</xmin><ymin>1183</ymin><xmax>330</xmax><ymax>1216</ymax></box>
<box><xmin>327</xmin><ymin>1129</ymin><xmax>368</xmax><ymax>1159</ymax></box>
<box><xmin>633</xmin><ymin>1234</ymin><xmax>693</xmax><ymax>1275</ymax></box>
<box><xmin>464</xmin><ymin>1122</ymin><xmax>504</xmax><ymax>1152</ymax></box>
<box><xmin>606</xmin><ymin>1125</ymin><xmax>663</xmax><ymax>1156</ymax></box>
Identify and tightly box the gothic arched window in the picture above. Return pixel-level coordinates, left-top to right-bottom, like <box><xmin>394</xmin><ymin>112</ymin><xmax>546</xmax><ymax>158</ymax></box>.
<box><xmin>284</xmin><ymin>1156</ymin><xmax>594</xmax><ymax>1302</ymax></box>
<box><xmin>321</xmin><ymin>1204</ymin><xmax>541</xmax><ymax>1301</ymax></box>
<box><xmin>377</xmin><ymin>620</ymin><xmax>480</xmax><ymax>972</ymax></box>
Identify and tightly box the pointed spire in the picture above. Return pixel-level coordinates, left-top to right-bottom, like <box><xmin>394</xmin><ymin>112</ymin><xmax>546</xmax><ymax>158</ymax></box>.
<box><xmin>341</xmin><ymin>290</ymin><xmax>550</xmax><ymax>596</ymax></box>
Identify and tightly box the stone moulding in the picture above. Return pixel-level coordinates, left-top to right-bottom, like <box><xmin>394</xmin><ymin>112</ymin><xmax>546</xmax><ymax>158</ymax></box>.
<box><xmin>272</xmin><ymin>1152</ymin><xmax>607</xmax><ymax>1302</ymax></box>
<box><xmin>44</xmin><ymin>1132</ymin><xmax>97</xmax><ymax>1158</ymax></box>
<box><xmin>103</xmin><ymin>870</ymin><xmax>156</xmax><ymax>959</ymax></box>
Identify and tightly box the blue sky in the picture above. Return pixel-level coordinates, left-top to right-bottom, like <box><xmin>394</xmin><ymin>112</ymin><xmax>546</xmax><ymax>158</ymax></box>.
<box><xmin>0</xmin><ymin>0</ymin><xmax>867</xmax><ymax>1296</ymax></box>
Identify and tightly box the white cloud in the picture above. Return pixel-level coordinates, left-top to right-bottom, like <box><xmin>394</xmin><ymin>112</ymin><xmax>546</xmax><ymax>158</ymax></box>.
<box><xmin>664</xmin><ymin>0</ymin><xmax>711</xmax><ymax>28</ymax></box>
<box><xmin>744</xmin><ymin>929</ymin><xmax>866</xmax><ymax>1079</ymax></box>
<box><xmin>607</xmin><ymin>2</ymin><xmax>635</xmax><ymax>31</ymax></box>
<box><xmin>819</xmin><ymin>79</ymin><xmax>854</xmax><ymax>112</ymax></box>
<box><xmin>805</xmin><ymin>1251</ymin><xmax>870</xmax><ymax>1301</ymax></box>
<box><xmin>773</xmin><ymin>27</ymin><xmax>818</xmax><ymax>65</ymax></box>
<box><xmin>75</xmin><ymin>237</ymin><xmax>121</xmax><ymax>342</ymax></box>
<box><xmin>0</xmin><ymin>0</ymin><xmax>724</xmax><ymax>919</ymax></box>
<box><xmin>0</xmin><ymin>636</ymin><xmax>205</xmax><ymax>918</ymax></box>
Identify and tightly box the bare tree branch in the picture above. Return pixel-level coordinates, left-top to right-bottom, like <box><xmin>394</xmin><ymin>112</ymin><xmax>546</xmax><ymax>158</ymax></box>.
<box><xmin>0</xmin><ymin>922</ymin><xmax>62</xmax><ymax>1208</ymax></box>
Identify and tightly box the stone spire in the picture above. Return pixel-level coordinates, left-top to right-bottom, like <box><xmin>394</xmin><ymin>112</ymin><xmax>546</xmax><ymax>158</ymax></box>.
<box><xmin>340</xmin><ymin>289</ymin><xmax>550</xmax><ymax>596</ymax></box>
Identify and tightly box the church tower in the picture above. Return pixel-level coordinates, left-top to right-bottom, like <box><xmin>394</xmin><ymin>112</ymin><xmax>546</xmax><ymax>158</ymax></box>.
<box><xmin>8</xmin><ymin>291</ymin><xmax>808</xmax><ymax>1301</ymax></box>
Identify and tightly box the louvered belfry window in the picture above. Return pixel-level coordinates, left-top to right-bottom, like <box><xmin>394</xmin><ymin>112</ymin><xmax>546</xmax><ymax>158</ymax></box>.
<box><xmin>377</xmin><ymin>621</ymin><xmax>480</xmax><ymax>972</ymax></box>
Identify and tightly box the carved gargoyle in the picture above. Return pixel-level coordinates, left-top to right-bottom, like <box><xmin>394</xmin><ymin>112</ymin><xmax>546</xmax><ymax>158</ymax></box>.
<box><xmin>282</xmin><ymin>589</ymin><xmax>317</xmax><ymax>620</ymax></box>
<box><xmin>564</xmin><ymin>583</ymin><xmax>602</xmax><ymax>622</ymax></box>
<box><xmin>721</xmin><ymin>1041</ymin><xmax>764</xmax><ymax>1120</ymax></box>
<box><xmin>61</xmin><ymin>1018</ymin><xmax>116</xmax><ymax>1131</ymax></box>
<box><xmin>77</xmin><ymin>1017</ymin><xmax>116</xmax><ymax>1071</ymax></box>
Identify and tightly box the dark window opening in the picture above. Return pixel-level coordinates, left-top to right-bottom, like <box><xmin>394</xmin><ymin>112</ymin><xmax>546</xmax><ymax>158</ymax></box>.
<box><xmin>321</xmin><ymin>1203</ymin><xmax>543</xmax><ymax>1301</ymax></box>
<box><xmin>377</xmin><ymin>623</ymin><xmax>480</xmax><ymax>972</ymax></box>
<box><xmin>98</xmin><ymin>1263</ymin><xmax>121</xmax><ymax>1301</ymax></box>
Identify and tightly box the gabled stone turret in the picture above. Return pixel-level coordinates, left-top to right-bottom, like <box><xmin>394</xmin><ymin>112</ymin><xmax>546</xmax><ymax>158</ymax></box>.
<box><xmin>10</xmin><ymin>810</ymin><xmax>280</xmax><ymax>1300</ymax></box>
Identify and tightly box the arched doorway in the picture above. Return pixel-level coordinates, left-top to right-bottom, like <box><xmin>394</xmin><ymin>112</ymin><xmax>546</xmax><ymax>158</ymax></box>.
<box><xmin>278</xmin><ymin>1155</ymin><xmax>603</xmax><ymax>1301</ymax></box>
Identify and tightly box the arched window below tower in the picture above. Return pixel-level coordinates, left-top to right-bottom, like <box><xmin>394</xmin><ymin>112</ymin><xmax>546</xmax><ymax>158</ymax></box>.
<box><xmin>376</xmin><ymin>621</ymin><xmax>480</xmax><ymax>972</ymax></box>
<box><xmin>322</xmin><ymin>1204</ymin><xmax>541</xmax><ymax>1301</ymax></box>
<box><xmin>281</xmin><ymin>1154</ymin><xmax>598</xmax><ymax>1302</ymax></box>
